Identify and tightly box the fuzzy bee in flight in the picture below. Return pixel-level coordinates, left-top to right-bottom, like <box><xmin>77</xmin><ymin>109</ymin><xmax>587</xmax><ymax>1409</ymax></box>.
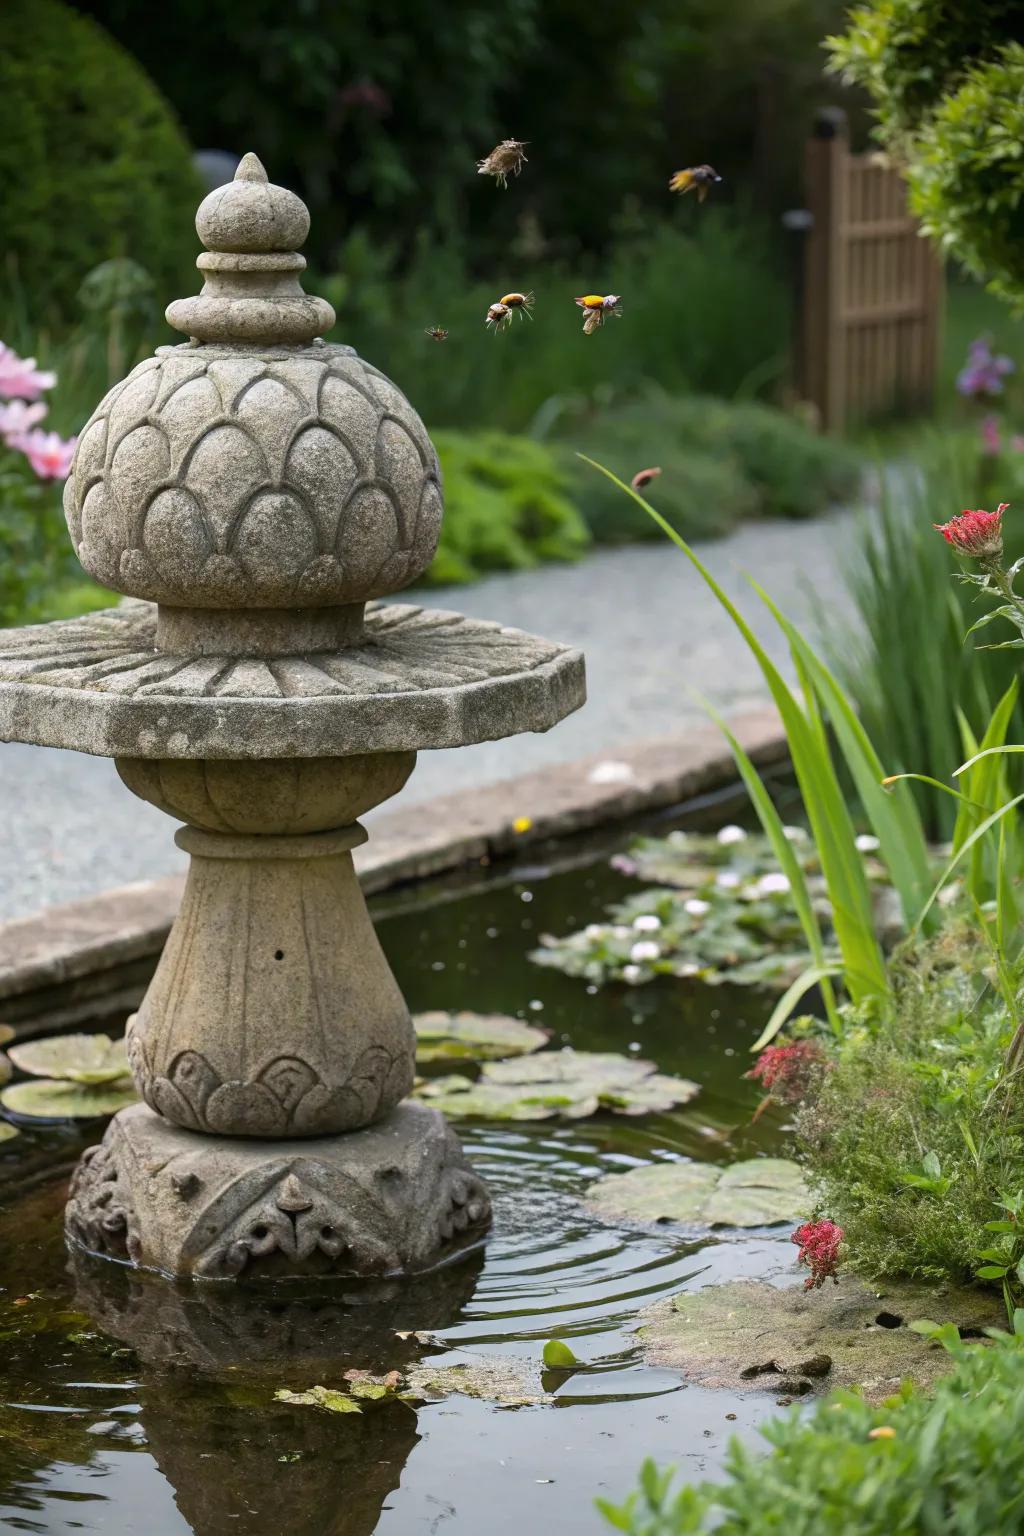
<box><xmin>486</xmin><ymin>292</ymin><xmax>534</xmax><ymax>332</ymax></box>
<box><xmin>669</xmin><ymin>164</ymin><xmax>722</xmax><ymax>202</ymax></box>
<box><xmin>574</xmin><ymin>294</ymin><xmax>622</xmax><ymax>335</ymax></box>
<box><xmin>424</xmin><ymin>326</ymin><xmax>449</xmax><ymax>342</ymax></box>
<box><xmin>477</xmin><ymin>139</ymin><xmax>528</xmax><ymax>188</ymax></box>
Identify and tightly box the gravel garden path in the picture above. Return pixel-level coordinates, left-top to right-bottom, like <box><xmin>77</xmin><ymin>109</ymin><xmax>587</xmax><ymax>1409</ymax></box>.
<box><xmin>0</xmin><ymin>510</ymin><xmax>862</xmax><ymax>919</ymax></box>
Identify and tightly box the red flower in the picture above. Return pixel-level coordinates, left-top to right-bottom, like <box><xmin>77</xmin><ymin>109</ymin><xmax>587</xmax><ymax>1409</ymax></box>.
<box><xmin>746</xmin><ymin>1040</ymin><xmax>825</xmax><ymax>1103</ymax></box>
<box><xmin>934</xmin><ymin>504</ymin><xmax>1006</xmax><ymax>560</ymax></box>
<box><xmin>791</xmin><ymin>1219</ymin><xmax>843</xmax><ymax>1289</ymax></box>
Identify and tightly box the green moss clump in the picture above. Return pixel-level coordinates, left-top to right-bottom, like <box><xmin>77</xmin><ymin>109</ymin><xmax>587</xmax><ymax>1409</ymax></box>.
<box><xmin>798</xmin><ymin>927</ymin><xmax>1024</xmax><ymax>1284</ymax></box>
<box><xmin>0</xmin><ymin>0</ymin><xmax>201</xmax><ymax>324</ymax></box>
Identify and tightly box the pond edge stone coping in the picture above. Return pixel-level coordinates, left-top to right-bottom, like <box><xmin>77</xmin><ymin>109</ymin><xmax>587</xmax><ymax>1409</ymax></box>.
<box><xmin>0</xmin><ymin>707</ymin><xmax>785</xmax><ymax>1037</ymax></box>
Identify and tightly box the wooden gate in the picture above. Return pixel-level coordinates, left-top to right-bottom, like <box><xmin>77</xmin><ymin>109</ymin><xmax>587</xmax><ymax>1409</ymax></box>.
<box><xmin>799</xmin><ymin>107</ymin><xmax>943</xmax><ymax>433</ymax></box>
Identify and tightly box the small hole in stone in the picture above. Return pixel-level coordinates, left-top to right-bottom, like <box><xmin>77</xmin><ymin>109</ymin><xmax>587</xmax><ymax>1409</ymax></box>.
<box><xmin>274</xmin><ymin>950</ymin><xmax>284</xmax><ymax>961</ymax></box>
<box><xmin>874</xmin><ymin>1311</ymin><xmax>903</xmax><ymax>1329</ymax></box>
<box><xmin>960</xmin><ymin>1326</ymin><xmax>985</xmax><ymax>1339</ymax></box>
<box><xmin>251</xmin><ymin>1224</ymin><xmax>269</xmax><ymax>1240</ymax></box>
<box><xmin>321</xmin><ymin>1225</ymin><xmax>336</xmax><ymax>1238</ymax></box>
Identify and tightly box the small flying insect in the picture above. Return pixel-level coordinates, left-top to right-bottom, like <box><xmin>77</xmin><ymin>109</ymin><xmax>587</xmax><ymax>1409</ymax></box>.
<box><xmin>424</xmin><ymin>326</ymin><xmax>449</xmax><ymax>342</ymax></box>
<box><xmin>499</xmin><ymin>291</ymin><xmax>535</xmax><ymax>322</ymax></box>
<box><xmin>477</xmin><ymin>139</ymin><xmax>529</xmax><ymax>188</ymax></box>
<box><xmin>574</xmin><ymin>294</ymin><xmax>622</xmax><ymax>334</ymax></box>
<box><xmin>485</xmin><ymin>301</ymin><xmax>512</xmax><ymax>333</ymax></box>
<box><xmin>669</xmin><ymin>164</ymin><xmax>722</xmax><ymax>202</ymax></box>
<box><xmin>631</xmin><ymin>466</ymin><xmax>662</xmax><ymax>492</ymax></box>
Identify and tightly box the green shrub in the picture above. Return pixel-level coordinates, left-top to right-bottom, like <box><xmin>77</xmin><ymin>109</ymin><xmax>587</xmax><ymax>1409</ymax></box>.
<box><xmin>825</xmin><ymin>439</ymin><xmax>1024</xmax><ymax>838</ymax></box>
<box><xmin>797</xmin><ymin>928</ymin><xmax>1023</xmax><ymax>1286</ymax></box>
<box><xmin>0</xmin><ymin>0</ymin><xmax>201</xmax><ymax>325</ymax></box>
<box><xmin>829</xmin><ymin>2</ymin><xmax>1024</xmax><ymax>306</ymax></box>
<box><xmin>563</xmin><ymin>394</ymin><xmax>860</xmax><ymax>543</ymax></box>
<box><xmin>907</xmin><ymin>45</ymin><xmax>1024</xmax><ymax>309</ymax></box>
<box><xmin>427</xmin><ymin>432</ymin><xmax>590</xmax><ymax>585</ymax></box>
<box><xmin>599</xmin><ymin>1322</ymin><xmax>1024</xmax><ymax>1535</ymax></box>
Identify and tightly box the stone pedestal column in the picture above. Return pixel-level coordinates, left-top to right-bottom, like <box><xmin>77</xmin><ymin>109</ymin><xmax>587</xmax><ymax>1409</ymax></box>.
<box><xmin>0</xmin><ymin>154</ymin><xmax>586</xmax><ymax>1284</ymax></box>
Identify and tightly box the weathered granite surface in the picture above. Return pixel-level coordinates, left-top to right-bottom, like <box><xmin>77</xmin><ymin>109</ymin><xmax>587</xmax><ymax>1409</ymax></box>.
<box><xmin>66</xmin><ymin>1100</ymin><xmax>490</xmax><ymax>1279</ymax></box>
<box><xmin>0</xmin><ymin>600</ymin><xmax>585</xmax><ymax>758</ymax></box>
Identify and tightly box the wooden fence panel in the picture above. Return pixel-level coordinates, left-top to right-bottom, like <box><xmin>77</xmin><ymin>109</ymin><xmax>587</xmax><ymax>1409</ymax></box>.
<box><xmin>800</xmin><ymin>108</ymin><xmax>942</xmax><ymax>432</ymax></box>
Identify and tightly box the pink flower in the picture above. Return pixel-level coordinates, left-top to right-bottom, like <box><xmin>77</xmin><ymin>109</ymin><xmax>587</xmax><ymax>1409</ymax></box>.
<box><xmin>791</xmin><ymin>1219</ymin><xmax>843</xmax><ymax>1289</ymax></box>
<box><xmin>934</xmin><ymin>504</ymin><xmax>1006</xmax><ymax>561</ymax></box>
<box><xmin>0</xmin><ymin>399</ymin><xmax>48</xmax><ymax>444</ymax></box>
<box><xmin>980</xmin><ymin>414</ymin><xmax>1002</xmax><ymax>455</ymax></box>
<box><xmin>12</xmin><ymin>428</ymin><xmax>77</xmax><ymax>481</ymax></box>
<box><xmin>0</xmin><ymin>343</ymin><xmax>56</xmax><ymax>401</ymax></box>
<box><xmin>747</xmin><ymin>1040</ymin><xmax>826</xmax><ymax>1103</ymax></box>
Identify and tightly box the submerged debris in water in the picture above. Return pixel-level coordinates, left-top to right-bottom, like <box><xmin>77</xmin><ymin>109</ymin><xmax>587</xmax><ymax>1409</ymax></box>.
<box><xmin>585</xmin><ymin>1157</ymin><xmax>809</xmax><ymax>1230</ymax></box>
<box><xmin>637</xmin><ymin>1273</ymin><xmax>1003</xmax><ymax>1404</ymax></box>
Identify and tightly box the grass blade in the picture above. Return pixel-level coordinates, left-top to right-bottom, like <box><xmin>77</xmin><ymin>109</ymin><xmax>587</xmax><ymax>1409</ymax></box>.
<box><xmin>749</xmin><ymin>964</ymin><xmax>843</xmax><ymax>1054</ymax></box>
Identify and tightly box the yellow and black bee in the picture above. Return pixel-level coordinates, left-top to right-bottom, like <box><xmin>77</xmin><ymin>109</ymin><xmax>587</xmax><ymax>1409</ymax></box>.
<box><xmin>424</xmin><ymin>326</ymin><xmax>449</xmax><ymax>341</ymax></box>
<box><xmin>669</xmin><ymin>164</ymin><xmax>722</xmax><ymax>202</ymax></box>
<box><xmin>477</xmin><ymin>139</ymin><xmax>529</xmax><ymax>188</ymax></box>
<box><xmin>574</xmin><ymin>294</ymin><xmax>622</xmax><ymax>335</ymax></box>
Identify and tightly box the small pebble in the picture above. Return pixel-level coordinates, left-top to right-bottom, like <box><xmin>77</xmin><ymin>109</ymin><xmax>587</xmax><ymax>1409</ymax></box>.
<box><xmin>725</xmin><ymin>1413</ymin><xmax>737</xmax><ymax>1421</ymax></box>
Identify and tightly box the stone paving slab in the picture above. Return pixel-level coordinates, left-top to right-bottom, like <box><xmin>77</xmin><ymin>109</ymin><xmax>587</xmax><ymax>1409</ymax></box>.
<box><xmin>0</xmin><ymin>710</ymin><xmax>785</xmax><ymax>1036</ymax></box>
<box><xmin>0</xmin><ymin>510</ymin><xmax>859</xmax><ymax>921</ymax></box>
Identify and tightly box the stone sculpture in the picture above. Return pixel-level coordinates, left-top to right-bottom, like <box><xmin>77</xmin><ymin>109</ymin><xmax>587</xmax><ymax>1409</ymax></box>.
<box><xmin>0</xmin><ymin>155</ymin><xmax>585</xmax><ymax>1280</ymax></box>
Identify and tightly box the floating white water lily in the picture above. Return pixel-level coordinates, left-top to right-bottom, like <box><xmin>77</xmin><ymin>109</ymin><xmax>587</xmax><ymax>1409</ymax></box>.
<box><xmin>855</xmin><ymin>833</ymin><xmax>881</xmax><ymax>853</ymax></box>
<box><xmin>717</xmin><ymin>825</ymin><xmax>747</xmax><ymax>845</ymax></box>
<box><xmin>754</xmin><ymin>873</ymin><xmax>791</xmax><ymax>897</ymax></box>
<box><xmin>632</xmin><ymin>914</ymin><xmax>662</xmax><ymax>932</ymax></box>
<box><xmin>630</xmin><ymin>940</ymin><xmax>661</xmax><ymax>962</ymax></box>
<box><xmin>684</xmin><ymin>898</ymin><xmax>711</xmax><ymax>916</ymax></box>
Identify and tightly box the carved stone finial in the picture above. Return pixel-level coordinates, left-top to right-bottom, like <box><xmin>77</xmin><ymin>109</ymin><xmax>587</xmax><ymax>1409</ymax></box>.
<box><xmin>165</xmin><ymin>150</ymin><xmax>334</xmax><ymax>345</ymax></box>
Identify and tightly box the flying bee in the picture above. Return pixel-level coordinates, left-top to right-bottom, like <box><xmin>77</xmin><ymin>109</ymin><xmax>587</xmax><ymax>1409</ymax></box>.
<box><xmin>574</xmin><ymin>294</ymin><xmax>622</xmax><ymax>334</ymax></box>
<box><xmin>485</xmin><ymin>301</ymin><xmax>512</xmax><ymax>332</ymax></box>
<box><xmin>424</xmin><ymin>325</ymin><xmax>449</xmax><ymax>341</ymax></box>
<box><xmin>477</xmin><ymin>139</ymin><xmax>529</xmax><ymax>188</ymax></box>
<box><xmin>499</xmin><ymin>291</ymin><xmax>535</xmax><ymax>321</ymax></box>
<box><xmin>669</xmin><ymin>164</ymin><xmax>722</xmax><ymax>202</ymax></box>
<box><xmin>631</xmin><ymin>466</ymin><xmax>662</xmax><ymax>492</ymax></box>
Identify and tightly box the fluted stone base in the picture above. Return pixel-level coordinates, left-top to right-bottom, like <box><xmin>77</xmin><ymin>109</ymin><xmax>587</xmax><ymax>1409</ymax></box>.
<box><xmin>65</xmin><ymin>1100</ymin><xmax>491</xmax><ymax>1280</ymax></box>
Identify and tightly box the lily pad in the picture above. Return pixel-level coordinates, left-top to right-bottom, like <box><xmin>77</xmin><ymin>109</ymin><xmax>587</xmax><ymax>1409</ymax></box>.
<box><xmin>585</xmin><ymin>1157</ymin><xmax>808</xmax><ymax>1230</ymax></box>
<box><xmin>0</xmin><ymin>1025</ymin><xmax>13</xmax><ymax>1047</ymax></box>
<box><xmin>0</xmin><ymin>1053</ymin><xmax>10</xmax><ymax>1089</ymax></box>
<box><xmin>542</xmin><ymin>1339</ymin><xmax>579</xmax><ymax>1368</ymax></box>
<box><xmin>0</xmin><ymin>1120</ymin><xmax>19</xmax><ymax>1143</ymax></box>
<box><xmin>415</xmin><ymin>1050</ymin><xmax>699</xmax><ymax>1122</ymax></box>
<box><xmin>1</xmin><ymin>1076</ymin><xmax>138</xmax><ymax>1120</ymax></box>
<box><xmin>405</xmin><ymin>1355</ymin><xmax>552</xmax><ymax>1408</ymax></box>
<box><xmin>414</xmin><ymin>1011</ymin><xmax>548</xmax><ymax>1063</ymax></box>
<box><xmin>638</xmin><ymin>1274</ymin><xmax>1004</xmax><ymax>1404</ymax></box>
<box><xmin>8</xmin><ymin>1033</ymin><xmax>129</xmax><ymax>1085</ymax></box>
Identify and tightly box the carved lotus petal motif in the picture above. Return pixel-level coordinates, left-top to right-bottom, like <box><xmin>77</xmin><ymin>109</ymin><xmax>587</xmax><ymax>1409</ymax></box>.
<box><xmin>65</xmin><ymin>342</ymin><xmax>442</xmax><ymax>607</ymax></box>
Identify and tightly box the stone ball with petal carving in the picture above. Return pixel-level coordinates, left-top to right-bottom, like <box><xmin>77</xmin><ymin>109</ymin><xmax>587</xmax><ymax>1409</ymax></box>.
<box><xmin>64</xmin><ymin>341</ymin><xmax>443</xmax><ymax>609</ymax></box>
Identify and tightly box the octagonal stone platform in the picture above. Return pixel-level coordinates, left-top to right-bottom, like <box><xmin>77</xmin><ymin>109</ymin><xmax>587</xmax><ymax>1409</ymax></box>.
<box><xmin>0</xmin><ymin>599</ymin><xmax>585</xmax><ymax>759</ymax></box>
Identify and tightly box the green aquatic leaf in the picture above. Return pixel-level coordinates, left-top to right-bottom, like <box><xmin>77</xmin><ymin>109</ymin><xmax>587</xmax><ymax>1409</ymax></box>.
<box><xmin>542</xmin><ymin>1339</ymin><xmax>579</xmax><ymax>1368</ymax></box>
<box><xmin>8</xmin><ymin>1033</ymin><xmax>129</xmax><ymax>1085</ymax></box>
<box><xmin>416</xmin><ymin>1050</ymin><xmax>699</xmax><ymax>1122</ymax></box>
<box><xmin>0</xmin><ymin>1120</ymin><xmax>19</xmax><ymax>1143</ymax></box>
<box><xmin>0</xmin><ymin>1054</ymin><xmax>10</xmax><ymax>1089</ymax></box>
<box><xmin>585</xmin><ymin>1157</ymin><xmax>808</xmax><ymax>1229</ymax></box>
<box><xmin>0</xmin><ymin>1025</ymin><xmax>13</xmax><ymax>1047</ymax></box>
<box><xmin>414</xmin><ymin>1011</ymin><xmax>548</xmax><ymax>1063</ymax></box>
<box><xmin>274</xmin><ymin>1386</ymin><xmax>362</xmax><ymax>1414</ymax></box>
<box><xmin>0</xmin><ymin>1076</ymin><xmax>138</xmax><ymax>1120</ymax></box>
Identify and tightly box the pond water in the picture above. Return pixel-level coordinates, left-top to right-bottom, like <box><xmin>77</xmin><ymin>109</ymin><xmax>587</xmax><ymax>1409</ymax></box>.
<box><xmin>0</xmin><ymin>806</ymin><xmax>802</xmax><ymax>1535</ymax></box>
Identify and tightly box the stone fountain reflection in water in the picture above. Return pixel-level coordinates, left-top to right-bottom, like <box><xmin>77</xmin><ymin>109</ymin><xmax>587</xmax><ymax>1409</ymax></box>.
<box><xmin>0</xmin><ymin>154</ymin><xmax>585</xmax><ymax>1280</ymax></box>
